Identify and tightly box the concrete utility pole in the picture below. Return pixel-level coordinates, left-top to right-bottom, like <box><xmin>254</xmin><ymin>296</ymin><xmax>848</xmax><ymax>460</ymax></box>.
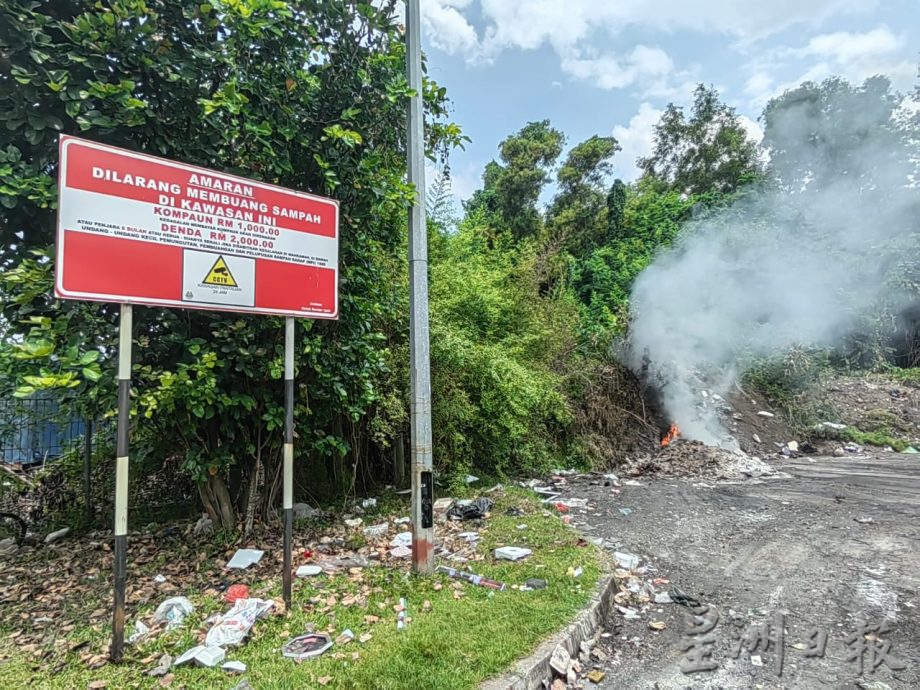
<box><xmin>406</xmin><ymin>0</ymin><xmax>434</xmax><ymax>572</ymax></box>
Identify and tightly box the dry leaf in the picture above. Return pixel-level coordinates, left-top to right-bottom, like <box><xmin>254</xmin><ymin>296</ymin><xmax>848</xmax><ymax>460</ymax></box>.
<box><xmin>364</xmin><ymin>615</ymin><xmax>379</xmax><ymax>624</ymax></box>
<box><xmin>87</xmin><ymin>682</ymin><xmax>107</xmax><ymax>689</ymax></box>
<box><xmin>433</xmin><ymin>582</ymin><xmax>443</xmax><ymax>591</ymax></box>
<box><xmin>359</xmin><ymin>633</ymin><xmax>372</xmax><ymax>643</ymax></box>
<box><xmin>317</xmin><ymin>676</ymin><xmax>332</xmax><ymax>686</ymax></box>
<box><xmin>422</xmin><ymin>600</ymin><xmax>431</xmax><ymax>610</ymax></box>
<box><xmin>158</xmin><ymin>674</ymin><xmax>174</xmax><ymax>688</ymax></box>
<box><xmin>351</xmin><ymin>651</ymin><xmax>360</xmax><ymax>661</ymax></box>
<box><xmin>648</xmin><ymin>620</ymin><xmax>666</xmax><ymax>631</ymax></box>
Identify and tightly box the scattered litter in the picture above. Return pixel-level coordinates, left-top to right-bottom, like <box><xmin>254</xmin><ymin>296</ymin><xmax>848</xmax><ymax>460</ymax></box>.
<box><xmin>586</xmin><ymin>669</ymin><xmax>606</xmax><ymax>683</ymax></box>
<box><xmin>222</xmin><ymin>660</ymin><xmax>246</xmax><ymax>673</ymax></box>
<box><xmin>147</xmin><ymin>654</ymin><xmax>173</xmax><ymax>677</ymax></box>
<box><xmin>436</xmin><ymin>565</ymin><xmax>506</xmax><ymax>590</ymax></box>
<box><xmin>616</xmin><ymin>605</ymin><xmax>640</xmax><ymax>620</ymax></box>
<box><xmin>752</xmin><ymin>433</ymin><xmax>762</xmax><ymax>444</ymax></box>
<box><xmin>524</xmin><ymin>578</ymin><xmax>547</xmax><ymax>590</ymax></box>
<box><xmin>553</xmin><ymin>502</ymin><xmax>569</xmax><ymax>513</ymax></box>
<box><xmin>397</xmin><ymin>598</ymin><xmax>408</xmax><ymax>630</ymax></box>
<box><xmin>550</xmin><ymin>643</ymin><xmax>571</xmax><ymax>675</ymax></box>
<box><xmin>296</xmin><ymin>565</ymin><xmax>323</xmax><ymax>577</ymax></box>
<box><xmin>390</xmin><ymin>545</ymin><xmax>412</xmax><ymax>558</ymax></box>
<box><xmin>751</xmin><ymin>654</ymin><xmax>763</xmax><ymax>667</ymax></box>
<box><xmin>786</xmin><ymin>441</ymin><xmax>799</xmax><ymax>452</ymax></box>
<box><xmin>44</xmin><ymin>527</ymin><xmax>70</xmax><ymax>544</ymax></box>
<box><xmin>128</xmin><ymin>620</ymin><xmax>149</xmax><ymax>644</ymax></box>
<box><xmin>193</xmin><ymin>514</ymin><xmax>213</xmax><ymax>536</ymax></box>
<box><xmin>517</xmin><ymin>524</ymin><xmax>528</xmax><ymax>530</ymax></box>
<box><xmin>225</xmin><ymin>584</ymin><xmax>250</xmax><ymax>603</ymax></box>
<box><xmin>505</xmin><ymin>506</ymin><xmax>525</xmax><ymax>517</ymax></box>
<box><xmin>153</xmin><ymin>574</ymin><xmax>166</xmax><ymax>584</ymax></box>
<box><xmin>205</xmin><ymin>598</ymin><xmax>274</xmax><ymax>647</ymax></box>
<box><xmin>820</xmin><ymin>422</ymin><xmax>848</xmax><ymax>431</ymax></box>
<box><xmin>390</xmin><ymin>532</ymin><xmax>412</xmax><ymax>548</ymax></box>
<box><xmin>282</xmin><ymin>633</ymin><xmax>333</xmax><ymax>660</ymax></box>
<box><xmin>614</xmin><ymin>552</ymin><xmax>640</xmax><ymax>570</ymax></box>
<box><xmin>553</xmin><ymin>498</ymin><xmax>588</xmax><ymax>509</ymax></box>
<box><xmin>363</xmin><ymin>522</ymin><xmax>388</xmax><ymax>538</ymax></box>
<box><xmin>335</xmin><ymin>629</ymin><xmax>355</xmax><ymax>645</ymax></box>
<box><xmin>904</xmin><ymin>446</ymin><xmax>919</xmax><ymax>454</ymax></box>
<box><xmin>174</xmin><ymin>645</ymin><xmax>226</xmax><ymax>668</ymax></box>
<box><xmin>854</xmin><ymin>516</ymin><xmax>875</xmax><ymax>524</ymax></box>
<box><xmin>394</xmin><ymin>516</ymin><xmax>411</xmax><ymax>525</ymax></box>
<box><xmin>344</xmin><ymin>518</ymin><xmax>363</xmax><ymax>528</ymax></box>
<box><xmin>619</xmin><ymin>508</ymin><xmax>633</xmax><ymax>517</ymax></box>
<box><xmin>226</xmin><ymin>549</ymin><xmax>264</xmax><ymax>570</ymax></box>
<box><xmin>494</xmin><ymin>546</ymin><xmax>532</xmax><ymax>561</ymax></box>
<box><xmin>154</xmin><ymin>596</ymin><xmax>194</xmax><ymax>629</ymax></box>
<box><xmin>458</xmin><ymin>531</ymin><xmax>480</xmax><ymax>542</ymax></box>
<box><xmin>433</xmin><ymin>498</ymin><xmax>454</xmax><ymax>513</ymax></box>
<box><xmin>361</xmin><ymin>498</ymin><xmax>377</xmax><ymax>509</ymax></box>
<box><xmin>464</xmin><ymin>474</ymin><xmax>479</xmax><ymax>484</ymax></box>
<box><xmin>602</xmin><ymin>473</ymin><xmax>619</xmax><ymax>483</ymax></box>
<box><xmin>292</xmin><ymin>502</ymin><xmax>321</xmax><ymax>519</ymax></box>
<box><xmin>648</xmin><ymin>620</ymin><xmax>667</xmax><ymax>630</ymax></box>
<box><xmin>569</xmin><ymin>566</ymin><xmax>584</xmax><ymax>578</ymax></box>
<box><xmin>447</xmin><ymin>497</ymin><xmax>493</xmax><ymax>520</ymax></box>
<box><xmin>485</xmin><ymin>483</ymin><xmax>504</xmax><ymax>492</ymax></box>
<box><xmin>654</xmin><ymin>592</ymin><xmax>673</xmax><ymax>604</ymax></box>
<box><xmin>757</xmin><ymin>411</ymin><xmax>775</xmax><ymax>418</ymax></box>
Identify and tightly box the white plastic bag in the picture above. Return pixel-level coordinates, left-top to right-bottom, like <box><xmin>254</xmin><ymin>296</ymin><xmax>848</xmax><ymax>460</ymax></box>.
<box><xmin>154</xmin><ymin>596</ymin><xmax>195</xmax><ymax>629</ymax></box>
<box><xmin>205</xmin><ymin>598</ymin><xmax>274</xmax><ymax>647</ymax></box>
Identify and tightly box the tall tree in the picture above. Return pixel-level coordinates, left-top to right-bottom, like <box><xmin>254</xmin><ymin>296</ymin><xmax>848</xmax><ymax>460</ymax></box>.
<box><xmin>465</xmin><ymin>120</ymin><xmax>565</xmax><ymax>240</ymax></box>
<box><xmin>548</xmin><ymin>135</ymin><xmax>619</xmax><ymax>252</ymax></box>
<box><xmin>639</xmin><ymin>84</ymin><xmax>763</xmax><ymax>195</ymax></box>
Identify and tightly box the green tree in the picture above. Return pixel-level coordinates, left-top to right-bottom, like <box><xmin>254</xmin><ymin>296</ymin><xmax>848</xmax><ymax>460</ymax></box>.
<box><xmin>0</xmin><ymin>0</ymin><xmax>462</xmax><ymax>528</ymax></box>
<box><xmin>465</xmin><ymin>120</ymin><xmax>565</xmax><ymax>240</ymax></box>
<box><xmin>548</xmin><ymin>135</ymin><xmax>619</xmax><ymax>252</ymax></box>
<box><xmin>639</xmin><ymin>84</ymin><xmax>763</xmax><ymax>195</ymax></box>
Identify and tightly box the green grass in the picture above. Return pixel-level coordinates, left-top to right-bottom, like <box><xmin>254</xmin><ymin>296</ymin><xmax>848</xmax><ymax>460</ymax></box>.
<box><xmin>886</xmin><ymin>366</ymin><xmax>920</xmax><ymax>385</ymax></box>
<box><xmin>844</xmin><ymin>427</ymin><xmax>910</xmax><ymax>452</ymax></box>
<box><xmin>0</xmin><ymin>488</ymin><xmax>600</xmax><ymax>689</ymax></box>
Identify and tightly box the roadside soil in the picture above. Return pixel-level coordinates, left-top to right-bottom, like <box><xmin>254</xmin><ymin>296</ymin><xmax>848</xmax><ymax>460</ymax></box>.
<box><xmin>563</xmin><ymin>450</ymin><xmax>920</xmax><ymax>689</ymax></box>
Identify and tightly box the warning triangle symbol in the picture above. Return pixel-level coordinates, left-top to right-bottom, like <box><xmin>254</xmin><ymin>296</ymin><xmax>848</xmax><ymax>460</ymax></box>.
<box><xmin>202</xmin><ymin>256</ymin><xmax>238</xmax><ymax>287</ymax></box>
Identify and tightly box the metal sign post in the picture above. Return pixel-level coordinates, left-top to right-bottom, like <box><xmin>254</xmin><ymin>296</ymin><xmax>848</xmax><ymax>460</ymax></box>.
<box><xmin>111</xmin><ymin>303</ymin><xmax>133</xmax><ymax>661</ymax></box>
<box><xmin>282</xmin><ymin>316</ymin><xmax>294</xmax><ymax>609</ymax></box>
<box><xmin>406</xmin><ymin>0</ymin><xmax>434</xmax><ymax>572</ymax></box>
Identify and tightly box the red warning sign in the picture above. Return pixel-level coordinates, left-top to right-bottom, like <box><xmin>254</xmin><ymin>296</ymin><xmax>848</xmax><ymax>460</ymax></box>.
<box><xmin>55</xmin><ymin>136</ymin><xmax>339</xmax><ymax>318</ymax></box>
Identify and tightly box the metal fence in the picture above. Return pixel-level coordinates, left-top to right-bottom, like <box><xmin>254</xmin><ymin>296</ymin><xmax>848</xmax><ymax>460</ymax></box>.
<box><xmin>0</xmin><ymin>396</ymin><xmax>95</xmax><ymax>467</ymax></box>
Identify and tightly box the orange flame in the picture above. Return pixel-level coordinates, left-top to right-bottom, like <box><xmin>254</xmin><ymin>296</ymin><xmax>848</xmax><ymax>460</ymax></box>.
<box><xmin>661</xmin><ymin>422</ymin><xmax>680</xmax><ymax>448</ymax></box>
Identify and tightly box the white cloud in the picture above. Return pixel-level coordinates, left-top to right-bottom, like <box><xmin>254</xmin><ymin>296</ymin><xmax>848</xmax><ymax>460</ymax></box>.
<box><xmin>421</xmin><ymin>0</ymin><xmax>479</xmax><ymax>56</ymax></box>
<box><xmin>560</xmin><ymin>45</ymin><xmax>674</xmax><ymax>91</ymax></box>
<box><xmin>611</xmin><ymin>102</ymin><xmax>662</xmax><ymax>181</ymax></box>
<box><xmin>744</xmin><ymin>26</ymin><xmax>916</xmax><ymax>107</ymax></box>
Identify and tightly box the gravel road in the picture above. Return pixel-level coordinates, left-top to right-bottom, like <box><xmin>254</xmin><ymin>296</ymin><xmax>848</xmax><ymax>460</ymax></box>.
<box><xmin>567</xmin><ymin>452</ymin><xmax>920</xmax><ymax>689</ymax></box>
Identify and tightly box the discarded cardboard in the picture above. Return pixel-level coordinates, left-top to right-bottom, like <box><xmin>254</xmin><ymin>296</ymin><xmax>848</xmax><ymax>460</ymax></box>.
<box><xmin>174</xmin><ymin>645</ymin><xmax>226</xmax><ymax>668</ymax></box>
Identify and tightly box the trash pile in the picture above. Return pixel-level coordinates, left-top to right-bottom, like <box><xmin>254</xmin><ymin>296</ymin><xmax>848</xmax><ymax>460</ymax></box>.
<box><xmin>624</xmin><ymin>441</ymin><xmax>779</xmax><ymax>480</ymax></box>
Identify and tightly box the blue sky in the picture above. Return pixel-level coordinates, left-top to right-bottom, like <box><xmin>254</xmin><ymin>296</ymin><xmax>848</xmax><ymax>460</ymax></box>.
<box><xmin>418</xmin><ymin>0</ymin><xmax>920</xmax><ymax>203</ymax></box>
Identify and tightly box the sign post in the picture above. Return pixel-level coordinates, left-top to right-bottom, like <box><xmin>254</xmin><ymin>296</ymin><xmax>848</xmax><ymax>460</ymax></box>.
<box><xmin>283</xmin><ymin>316</ymin><xmax>295</xmax><ymax>609</ymax></box>
<box><xmin>111</xmin><ymin>303</ymin><xmax>132</xmax><ymax>660</ymax></box>
<box><xmin>55</xmin><ymin>136</ymin><xmax>338</xmax><ymax>659</ymax></box>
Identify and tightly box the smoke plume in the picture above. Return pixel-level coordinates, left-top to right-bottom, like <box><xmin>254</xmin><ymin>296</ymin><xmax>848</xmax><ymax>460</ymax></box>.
<box><xmin>624</xmin><ymin>78</ymin><xmax>920</xmax><ymax>446</ymax></box>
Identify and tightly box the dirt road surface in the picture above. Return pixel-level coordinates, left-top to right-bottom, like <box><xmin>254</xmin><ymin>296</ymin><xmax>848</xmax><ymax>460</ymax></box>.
<box><xmin>569</xmin><ymin>452</ymin><xmax>920</xmax><ymax>689</ymax></box>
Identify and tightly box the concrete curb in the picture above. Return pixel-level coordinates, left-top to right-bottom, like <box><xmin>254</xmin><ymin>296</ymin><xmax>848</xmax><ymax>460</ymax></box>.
<box><xmin>481</xmin><ymin>572</ymin><xmax>617</xmax><ymax>690</ymax></box>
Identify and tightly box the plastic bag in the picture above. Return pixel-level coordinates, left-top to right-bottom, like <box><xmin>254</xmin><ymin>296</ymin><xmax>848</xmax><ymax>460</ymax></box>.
<box><xmin>154</xmin><ymin>596</ymin><xmax>195</xmax><ymax>630</ymax></box>
<box><xmin>447</xmin><ymin>497</ymin><xmax>493</xmax><ymax>521</ymax></box>
<box><xmin>205</xmin><ymin>598</ymin><xmax>274</xmax><ymax>647</ymax></box>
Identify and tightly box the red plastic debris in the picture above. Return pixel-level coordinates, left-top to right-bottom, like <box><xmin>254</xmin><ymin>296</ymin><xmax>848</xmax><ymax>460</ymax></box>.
<box><xmin>554</xmin><ymin>502</ymin><xmax>569</xmax><ymax>513</ymax></box>
<box><xmin>225</xmin><ymin>584</ymin><xmax>250</xmax><ymax>603</ymax></box>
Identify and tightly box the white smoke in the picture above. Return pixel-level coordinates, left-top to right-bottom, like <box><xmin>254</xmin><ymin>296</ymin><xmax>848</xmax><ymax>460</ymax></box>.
<box><xmin>624</xmin><ymin>77</ymin><xmax>920</xmax><ymax>445</ymax></box>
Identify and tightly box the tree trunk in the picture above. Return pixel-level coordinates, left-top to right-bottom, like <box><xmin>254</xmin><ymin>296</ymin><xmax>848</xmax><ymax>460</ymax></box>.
<box><xmin>198</xmin><ymin>473</ymin><xmax>236</xmax><ymax>530</ymax></box>
<box><xmin>244</xmin><ymin>448</ymin><xmax>262</xmax><ymax>536</ymax></box>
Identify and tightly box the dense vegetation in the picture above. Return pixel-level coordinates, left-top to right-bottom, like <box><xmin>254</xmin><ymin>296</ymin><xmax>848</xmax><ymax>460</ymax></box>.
<box><xmin>1</xmin><ymin>1</ymin><xmax>918</xmax><ymax>530</ymax></box>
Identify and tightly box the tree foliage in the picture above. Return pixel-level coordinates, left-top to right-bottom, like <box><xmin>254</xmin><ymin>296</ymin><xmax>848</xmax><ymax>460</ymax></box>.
<box><xmin>639</xmin><ymin>84</ymin><xmax>763</xmax><ymax>196</ymax></box>
<box><xmin>0</xmin><ymin>0</ymin><xmax>462</xmax><ymax>527</ymax></box>
<box><xmin>465</xmin><ymin>120</ymin><xmax>565</xmax><ymax>240</ymax></box>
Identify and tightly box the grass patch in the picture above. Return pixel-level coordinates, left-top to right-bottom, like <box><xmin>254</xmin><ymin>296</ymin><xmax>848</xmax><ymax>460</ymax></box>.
<box><xmin>885</xmin><ymin>366</ymin><xmax>920</xmax><ymax>385</ymax></box>
<box><xmin>0</xmin><ymin>488</ymin><xmax>599</xmax><ymax>689</ymax></box>
<box><xmin>844</xmin><ymin>427</ymin><xmax>910</xmax><ymax>452</ymax></box>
